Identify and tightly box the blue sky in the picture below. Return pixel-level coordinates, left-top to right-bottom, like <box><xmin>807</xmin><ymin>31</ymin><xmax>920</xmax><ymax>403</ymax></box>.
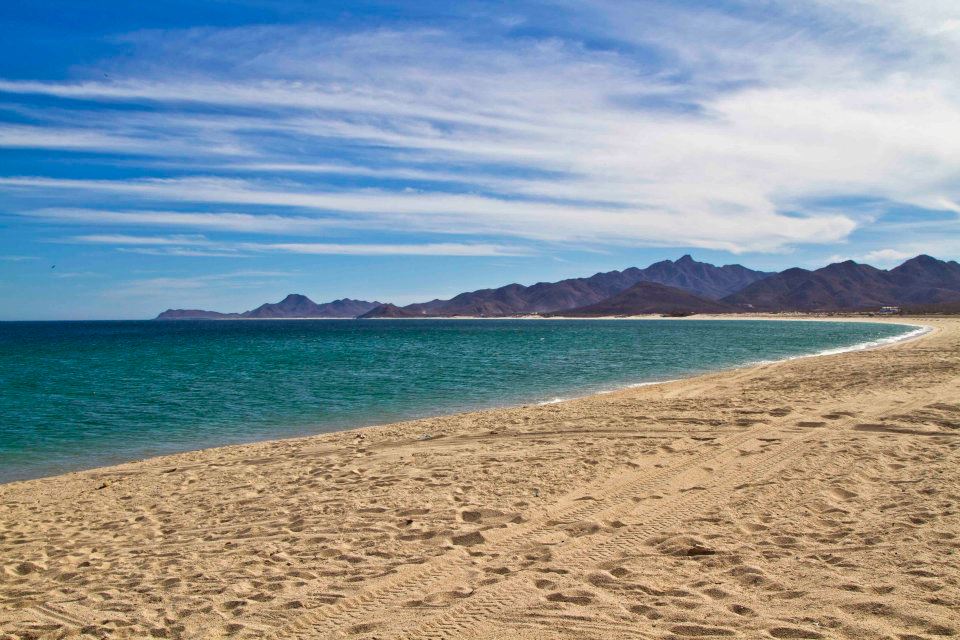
<box><xmin>2</xmin><ymin>0</ymin><xmax>959</xmax><ymax>319</ymax></box>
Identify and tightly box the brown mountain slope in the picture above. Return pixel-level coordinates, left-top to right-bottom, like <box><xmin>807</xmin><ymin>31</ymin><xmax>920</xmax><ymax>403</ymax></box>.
<box><xmin>357</xmin><ymin>303</ymin><xmax>423</xmax><ymax>319</ymax></box>
<box><xmin>559</xmin><ymin>281</ymin><xmax>737</xmax><ymax>316</ymax></box>
<box><xmin>723</xmin><ymin>255</ymin><xmax>960</xmax><ymax>311</ymax></box>
<box><xmin>156</xmin><ymin>295</ymin><xmax>381</xmax><ymax>319</ymax></box>
<box><xmin>363</xmin><ymin>256</ymin><xmax>770</xmax><ymax>317</ymax></box>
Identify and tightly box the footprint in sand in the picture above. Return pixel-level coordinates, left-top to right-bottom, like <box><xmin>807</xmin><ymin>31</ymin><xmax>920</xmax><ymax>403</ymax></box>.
<box><xmin>671</xmin><ymin>624</ymin><xmax>736</xmax><ymax>637</ymax></box>
<box><xmin>828</xmin><ymin>487</ymin><xmax>858</xmax><ymax>500</ymax></box>
<box><xmin>629</xmin><ymin>603</ymin><xmax>663</xmax><ymax>620</ymax></box>
<box><xmin>545</xmin><ymin>590</ymin><xmax>594</xmax><ymax>605</ymax></box>
<box><xmin>768</xmin><ymin>627</ymin><xmax>824</xmax><ymax>639</ymax></box>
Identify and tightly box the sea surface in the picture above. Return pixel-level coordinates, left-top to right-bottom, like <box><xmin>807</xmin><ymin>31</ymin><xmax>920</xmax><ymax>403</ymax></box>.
<box><xmin>0</xmin><ymin>319</ymin><xmax>919</xmax><ymax>482</ymax></box>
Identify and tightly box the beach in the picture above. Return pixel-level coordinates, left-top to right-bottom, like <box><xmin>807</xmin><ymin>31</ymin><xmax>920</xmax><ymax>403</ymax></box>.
<box><xmin>1</xmin><ymin>316</ymin><xmax>958</xmax><ymax>639</ymax></box>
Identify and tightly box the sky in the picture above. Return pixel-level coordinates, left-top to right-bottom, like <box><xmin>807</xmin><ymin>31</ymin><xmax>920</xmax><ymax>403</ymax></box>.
<box><xmin>1</xmin><ymin>1</ymin><xmax>959</xmax><ymax>320</ymax></box>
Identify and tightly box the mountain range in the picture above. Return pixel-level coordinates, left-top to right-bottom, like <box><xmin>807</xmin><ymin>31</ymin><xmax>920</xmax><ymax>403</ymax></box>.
<box><xmin>360</xmin><ymin>255</ymin><xmax>770</xmax><ymax>317</ymax></box>
<box><xmin>723</xmin><ymin>255</ymin><xmax>960</xmax><ymax>311</ymax></box>
<box><xmin>156</xmin><ymin>254</ymin><xmax>960</xmax><ymax>319</ymax></box>
<box><xmin>558</xmin><ymin>282</ymin><xmax>737</xmax><ymax>316</ymax></box>
<box><xmin>156</xmin><ymin>295</ymin><xmax>381</xmax><ymax>320</ymax></box>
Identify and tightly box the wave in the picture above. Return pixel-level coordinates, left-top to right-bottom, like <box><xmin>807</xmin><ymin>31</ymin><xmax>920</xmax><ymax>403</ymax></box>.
<box><xmin>746</xmin><ymin>323</ymin><xmax>931</xmax><ymax>366</ymax></box>
<box><xmin>534</xmin><ymin>322</ymin><xmax>929</xmax><ymax>407</ymax></box>
<box><xmin>812</xmin><ymin>323</ymin><xmax>930</xmax><ymax>356</ymax></box>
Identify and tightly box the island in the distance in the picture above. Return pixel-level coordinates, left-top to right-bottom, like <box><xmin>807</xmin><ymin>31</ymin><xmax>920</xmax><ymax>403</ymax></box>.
<box><xmin>156</xmin><ymin>254</ymin><xmax>960</xmax><ymax>320</ymax></box>
<box><xmin>157</xmin><ymin>296</ymin><xmax>382</xmax><ymax>320</ymax></box>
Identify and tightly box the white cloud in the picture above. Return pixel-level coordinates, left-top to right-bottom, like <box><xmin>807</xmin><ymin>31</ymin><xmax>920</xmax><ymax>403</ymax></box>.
<box><xmin>0</xmin><ymin>123</ymin><xmax>247</xmax><ymax>157</ymax></box>
<box><xmin>861</xmin><ymin>248</ymin><xmax>915</xmax><ymax>266</ymax></box>
<box><xmin>118</xmin><ymin>247</ymin><xmax>250</xmax><ymax>258</ymax></box>
<box><xmin>62</xmin><ymin>232</ymin><xmax>529</xmax><ymax>256</ymax></box>
<box><xmin>0</xmin><ymin>125</ymin><xmax>155</xmax><ymax>153</ymax></box>
<box><xmin>107</xmin><ymin>270</ymin><xmax>297</xmax><ymax>298</ymax></box>
<box><xmin>236</xmin><ymin>242</ymin><xmax>531</xmax><ymax>257</ymax></box>
<box><xmin>828</xmin><ymin>248</ymin><xmax>916</xmax><ymax>267</ymax></box>
<box><xmin>69</xmin><ymin>233</ymin><xmax>212</xmax><ymax>246</ymax></box>
<box><xmin>2</xmin><ymin>4</ymin><xmax>960</xmax><ymax>256</ymax></box>
<box><xmin>6</xmin><ymin>176</ymin><xmax>855</xmax><ymax>252</ymax></box>
<box><xmin>27</xmin><ymin>208</ymin><xmax>344</xmax><ymax>234</ymax></box>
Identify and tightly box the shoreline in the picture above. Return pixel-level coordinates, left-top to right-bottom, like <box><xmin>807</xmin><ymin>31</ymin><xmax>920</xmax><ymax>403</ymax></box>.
<box><xmin>539</xmin><ymin>318</ymin><xmax>929</xmax><ymax>406</ymax></box>
<box><xmin>2</xmin><ymin>317</ymin><xmax>957</xmax><ymax>638</ymax></box>
<box><xmin>0</xmin><ymin>317</ymin><xmax>925</xmax><ymax>487</ymax></box>
<box><xmin>150</xmin><ymin>312</ymin><xmax>922</xmax><ymax>321</ymax></box>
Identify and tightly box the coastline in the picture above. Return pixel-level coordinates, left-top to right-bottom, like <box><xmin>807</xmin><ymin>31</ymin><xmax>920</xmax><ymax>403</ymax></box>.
<box><xmin>538</xmin><ymin>318</ymin><xmax>929</xmax><ymax>407</ymax></box>
<box><xmin>0</xmin><ymin>316</ymin><xmax>923</xmax><ymax>486</ymax></box>
<box><xmin>2</xmin><ymin>317</ymin><xmax>957</xmax><ymax>639</ymax></box>
<box><xmin>155</xmin><ymin>312</ymin><xmax>924</xmax><ymax>321</ymax></box>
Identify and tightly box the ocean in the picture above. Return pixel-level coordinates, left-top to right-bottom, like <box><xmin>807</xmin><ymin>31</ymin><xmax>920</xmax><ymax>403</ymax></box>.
<box><xmin>0</xmin><ymin>319</ymin><xmax>918</xmax><ymax>482</ymax></box>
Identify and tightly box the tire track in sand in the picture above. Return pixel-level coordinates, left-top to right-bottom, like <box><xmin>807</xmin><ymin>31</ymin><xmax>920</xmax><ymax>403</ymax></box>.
<box><xmin>271</xmin><ymin>421</ymin><xmax>783</xmax><ymax>639</ymax></box>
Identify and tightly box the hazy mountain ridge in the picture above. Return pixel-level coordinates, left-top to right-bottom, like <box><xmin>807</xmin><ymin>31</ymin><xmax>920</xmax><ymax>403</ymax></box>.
<box><xmin>357</xmin><ymin>303</ymin><xmax>422</xmax><ymax>319</ymax></box>
<box><xmin>638</xmin><ymin>255</ymin><xmax>773</xmax><ymax>298</ymax></box>
<box><xmin>154</xmin><ymin>309</ymin><xmax>242</xmax><ymax>320</ymax></box>
<box><xmin>156</xmin><ymin>254</ymin><xmax>960</xmax><ymax>320</ymax></box>
<box><xmin>361</xmin><ymin>255</ymin><xmax>771</xmax><ymax>318</ymax></box>
<box><xmin>557</xmin><ymin>281</ymin><xmax>738</xmax><ymax>316</ymax></box>
<box><xmin>157</xmin><ymin>295</ymin><xmax>381</xmax><ymax>320</ymax></box>
<box><xmin>723</xmin><ymin>255</ymin><xmax>960</xmax><ymax>311</ymax></box>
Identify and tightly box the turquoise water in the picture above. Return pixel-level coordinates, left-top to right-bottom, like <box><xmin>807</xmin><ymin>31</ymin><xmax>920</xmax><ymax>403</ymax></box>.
<box><xmin>0</xmin><ymin>319</ymin><xmax>916</xmax><ymax>482</ymax></box>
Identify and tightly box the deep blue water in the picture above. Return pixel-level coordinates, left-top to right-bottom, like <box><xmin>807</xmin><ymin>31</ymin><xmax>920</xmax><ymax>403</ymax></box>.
<box><xmin>0</xmin><ymin>319</ymin><xmax>916</xmax><ymax>482</ymax></box>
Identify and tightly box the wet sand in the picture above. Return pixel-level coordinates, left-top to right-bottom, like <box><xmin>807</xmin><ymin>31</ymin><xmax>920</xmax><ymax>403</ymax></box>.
<box><xmin>1</xmin><ymin>317</ymin><xmax>958</xmax><ymax>639</ymax></box>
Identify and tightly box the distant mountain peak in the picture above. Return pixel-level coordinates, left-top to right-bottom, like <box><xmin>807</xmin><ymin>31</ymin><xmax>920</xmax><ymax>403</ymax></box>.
<box><xmin>561</xmin><ymin>281</ymin><xmax>736</xmax><ymax>316</ymax></box>
<box><xmin>899</xmin><ymin>253</ymin><xmax>951</xmax><ymax>269</ymax></box>
<box><xmin>362</xmin><ymin>255</ymin><xmax>773</xmax><ymax>318</ymax></box>
<box><xmin>156</xmin><ymin>295</ymin><xmax>381</xmax><ymax>320</ymax></box>
<box><xmin>724</xmin><ymin>254</ymin><xmax>960</xmax><ymax>311</ymax></box>
<box><xmin>357</xmin><ymin>303</ymin><xmax>420</xmax><ymax>319</ymax></box>
<box><xmin>157</xmin><ymin>253</ymin><xmax>959</xmax><ymax>320</ymax></box>
<box><xmin>821</xmin><ymin>260</ymin><xmax>873</xmax><ymax>274</ymax></box>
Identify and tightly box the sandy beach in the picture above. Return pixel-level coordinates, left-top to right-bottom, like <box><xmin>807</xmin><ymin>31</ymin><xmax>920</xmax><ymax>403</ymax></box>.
<box><xmin>1</xmin><ymin>317</ymin><xmax>958</xmax><ymax>639</ymax></box>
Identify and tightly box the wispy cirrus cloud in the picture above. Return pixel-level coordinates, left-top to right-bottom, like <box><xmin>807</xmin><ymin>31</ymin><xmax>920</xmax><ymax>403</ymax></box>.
<box><xmin>0</xmin><ymin>121</ymin><xmax>249</xmax><ymax>157</ymax></box>
<box><xmin>0</xmin><ymin>125</ymin><xmax>161</xmax><ymax>154</ymax></box>
<box><xmin>2</xmin><ymin>1</ymin><xmax>960</xmax><ymax>261</ymax></box>
<box><xmin>244</xmin><ymin>242</ymin><xmax>530</xmax><ymax>257</ymax></box>
<box><xmin>69</xmin><ymin>233</ymin><xmax>212</xmax><ymax>246</ymax></box>
<box><xmin>24</xmin><ymin>208</ymin><xmax>347</xmax><ymax>234</ymax></box>
<box><xmin>6</xmin><ymin>176</ymin><xmax>856</xmax><ymax>252</ymax></box>
<box><xmin>61</xmin><ymin>232</ymin><xmax>531</xmax><ymax>257</ymax></box>
<box><xmin>106</xmin><ymin>269</ymin><xmax>300</xmax><ymax>299</ymax></box>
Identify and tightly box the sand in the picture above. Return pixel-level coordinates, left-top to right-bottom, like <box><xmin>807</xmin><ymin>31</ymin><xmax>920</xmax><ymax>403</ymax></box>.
<box><xmin>1</xmin><ymin>317</ymin><xmax>958</xmax><ymax>639</ymax></box>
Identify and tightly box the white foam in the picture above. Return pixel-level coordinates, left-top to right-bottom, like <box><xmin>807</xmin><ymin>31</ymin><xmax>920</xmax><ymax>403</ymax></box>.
<box><xmin>622</xmin><ymin>379</ymin><xmax>680</xmax><ymax>390</ymax></box>
<box><xmin>750</xmin><ymin>323</ymin><xmax>931</xmax><ymax>366</ymax></box>
<box><xmin>813</xmin><ymin>323</ymin><xmax>930</xmax><ymax>356</ymax></box>
<box><xmin>533</xmin><ymin>322</ymin><xmax>929</xmax><ymax>407</ymax></box>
